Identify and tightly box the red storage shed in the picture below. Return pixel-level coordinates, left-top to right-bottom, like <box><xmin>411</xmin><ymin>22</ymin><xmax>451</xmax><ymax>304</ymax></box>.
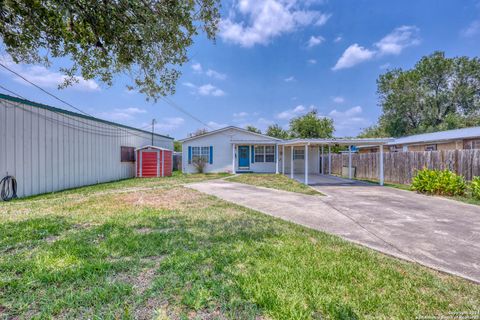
<box><xmin>136</xmin><ymin>146</ymin><xmax>173</xmax><ymax>177</ymax></box>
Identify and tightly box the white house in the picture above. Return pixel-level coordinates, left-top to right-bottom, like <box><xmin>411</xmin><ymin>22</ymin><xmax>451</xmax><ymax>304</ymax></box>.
<box><xmin>180</xmin><ymin>126</ymin><xmax>392</xmax><ymax>186</ymax></box>
<box><xmin>180</xmin><ymin>126</ymin><xmax>282</xmax><ymax>174</ymax></box>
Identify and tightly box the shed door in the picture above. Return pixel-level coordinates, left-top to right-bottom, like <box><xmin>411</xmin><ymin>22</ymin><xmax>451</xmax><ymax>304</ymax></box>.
<box><xmin>141</xmin><ymin>151</ymin><xmax>158</xmax><ymax>177</ymax></box>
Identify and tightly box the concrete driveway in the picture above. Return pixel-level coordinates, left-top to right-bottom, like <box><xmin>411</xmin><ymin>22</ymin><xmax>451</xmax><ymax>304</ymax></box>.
<box><xmin>187</xmin><ymin>177</ymin><xmax>480</xmax><ymax>283</ymax></box>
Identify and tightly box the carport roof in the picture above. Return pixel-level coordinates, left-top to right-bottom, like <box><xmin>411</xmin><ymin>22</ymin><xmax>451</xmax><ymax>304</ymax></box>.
<box><xmin>279</xmin><ymin>137</ymin><xmax>394</xmax><ymax>146</ymax></box>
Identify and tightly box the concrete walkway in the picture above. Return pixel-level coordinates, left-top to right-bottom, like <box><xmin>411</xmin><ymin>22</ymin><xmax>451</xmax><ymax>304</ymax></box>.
<box><xmin>187</xmin><ymin>178</ymin><xmax>480</xmax><ymax>283</ymax></box>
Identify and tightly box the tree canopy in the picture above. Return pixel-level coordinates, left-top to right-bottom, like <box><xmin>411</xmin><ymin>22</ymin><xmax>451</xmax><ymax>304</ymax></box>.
<box><xmin>289</xmin><ymin>110</ymin><xmax>334</xmax><ymax>138</ymax></box>
<box><xmin>266</xmin><ymin>124</ymin><xmax>289</xmax><ymax>139</ymax></box>
<box><xmin>0</xmin><ymin>0</ymin><xmax>220</xmax><ymax>99</ymax></box>
<box><xmin>245</xmin><ymin>125</ymin><xmax>261</xmax><ymax>134</ymax></box>
<box><xmin>362</xmin><ymin>51</ymin><xmax>480</xmax><ymax>137</ymax></box>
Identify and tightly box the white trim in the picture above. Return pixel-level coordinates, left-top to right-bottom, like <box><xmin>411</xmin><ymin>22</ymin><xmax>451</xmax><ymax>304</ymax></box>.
<box><xmin>304</xmin><ymin>144</ymin><xmax>309</xmax><ymax>185</ymax></box>
<box><xmin>136</xmin><ymin>145</ymin><xmax>171</xmax><ymax>151</ymax></box>
<box><xmin>179</xmin><ymin>126</ymin><xmax>282</xmax><ymax>143</ymax></box>
<box><xmin>232</xmin><ymin>143</ymin><xmax>236</xmax><ymax>174</ymax></box>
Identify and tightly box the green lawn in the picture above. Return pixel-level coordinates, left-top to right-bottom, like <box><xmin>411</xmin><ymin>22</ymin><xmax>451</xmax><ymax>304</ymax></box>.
<box><xmin>228</xmin><ymin>173</ymin><xmax>322</xmax><ymax>196</ymax></box>
<box><xmin>1</xmin><ymin>173</ymin><xmax>479</xmax><ymax>319</ymax></box>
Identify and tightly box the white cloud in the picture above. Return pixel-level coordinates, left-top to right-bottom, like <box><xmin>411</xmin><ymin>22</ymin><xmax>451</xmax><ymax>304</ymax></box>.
<box><xmin>156</xmin><ymin>117</ymin><xmax>185</xmax><ymax>132</ymax></box>
<box><xmin>0</xmin><ymin>55</ymin><xmax>99</xmax><ymax>92</ymax></box>
<box><xmin>206</xmin><ymin>69</ymin><xmax>227</xmax><ymax>80</ymax></box>
<box><xmin>198</xmin><ymin>84</ymin><xmax>225</xmax><ymax>96</ymax></box>
<box><xmin>233</xmin><ymin>111</ymin><xmax>249</xmax><ymax>118</ymax></box>
<box><xmin>191</xmin><ymin>63</ymin><xmax>203</xmax><ymax>73</ymax></box>
<box><xmin>183</xmin><ymin>82</ymin><xmax>225</xmax><ymax>97</ymax></box>
<box><xmin>334</xmin><ymin>36</ymin><xmax>343</xmax><ymax>43</ymax></box>
<box><xmin>219</xmin><ymin>0</ymin><xmax>331</xmax><ymax>47</ymax></box>
<box><xmin>374</xmin><ymin>25</ymin><xmax>420</xmax><ymax>55</ymax></box>
<box><xmin>328</xmin><ymin>106</ymin><xmax>370</xmax><ymax>136</ymax></box>
<box><xmin>307</xmin><ymin>59</ymin><xmax>317</xmax><ymax>64</ymax></box>
<box><xmin>332</xmin><ymin>96</ymin><xmax>345</xmax><ymax>104</ymax></box>
<box><xmin>461</xmin><ymin>20</ymin><xmax>480</xmax><ymax>37</ymax></box>
<box><xmin>97</xmin><ymin>107</ymin><xmax>147</xmax><ymax>121</ymax></box>
<box><xmin>332</xmin><ymin>44</ymin><xmax>375</xmax><ymax>71</ymax></box>
<box><xmin>307</xmin><ymin>35</ymin><xmax>325</xmax><ymax>48</ymax></box>
<box><xmin>276</xmin><ymin>104</ymin><xmax>315</xmax><ymax>120</ymax></box>
<box><xmin>207</xmin><ymin>121</ymin><xmax>229</xmax><ymax>130</ymax></box>
<box><xmin>332</xmin><ymin>25</ymin><xmax>420</xmax><ymax>70</ymax></box>
<box><xmin>284</xmin><ymin>76</ymin><xmax>296</xmax><ymax>82</ymax></box>
<box><xmin>191</xmin><ymin>63</ymin><xmax>227</xmax><ymax>80</ymax></box>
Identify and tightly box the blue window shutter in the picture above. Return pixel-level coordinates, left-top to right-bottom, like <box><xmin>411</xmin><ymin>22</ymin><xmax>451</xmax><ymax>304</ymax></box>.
<box><xmin>188</xmin><ymin>146</ymin><xmax>192</xmax><ymax>164</ymax></box>
<box><xmin>251</xmin><ymin>146</ymin><xmax>255</xmax><ymax>163</ymax></box>
<box><xmin>209</xmin><ymin>146</ymin><xmax>213</xmax><ymax>164</ymax></box>
<box><xmin>274</xmin><ymin>145</ymin><xmax>276</xmax><ymax>161</ymax></box>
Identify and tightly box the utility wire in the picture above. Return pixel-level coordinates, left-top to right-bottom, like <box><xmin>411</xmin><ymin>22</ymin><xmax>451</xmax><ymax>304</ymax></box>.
<box><xmin>0</xmin><ymin>62</ymin><xmax>94</xmax><ymax>117</ymax></box>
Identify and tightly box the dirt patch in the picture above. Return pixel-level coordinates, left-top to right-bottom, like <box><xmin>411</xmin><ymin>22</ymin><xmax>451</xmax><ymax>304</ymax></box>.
<box><xmin>111</xmin><ymin>256</ymin><xmax>165</xmax><ymax>295</ymax></box>
<box><xmin>119</xmin><ymin>188</ymin><xmax>213</xmax><ymax>210</ymax></box>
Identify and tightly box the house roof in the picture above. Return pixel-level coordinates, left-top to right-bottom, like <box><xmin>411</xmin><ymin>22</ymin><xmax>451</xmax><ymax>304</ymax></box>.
<box><xmin>0</xmin><ymin>93</ymin><xmax>174</xmax><ymax>140</ymax></box>
<box><xmin>179</xmin><ymin>126</ymin><xmax>282</xmax><ymax>143</ymax></box>
<box><xmin>135</xmin><ymin>145</ymin><xmax>172</xmax><ymax>151</ymax></box>
<box><xmin>386</xmin><ymin>126</ymin><xmax>480</xmax><ymax>146</ymax></box>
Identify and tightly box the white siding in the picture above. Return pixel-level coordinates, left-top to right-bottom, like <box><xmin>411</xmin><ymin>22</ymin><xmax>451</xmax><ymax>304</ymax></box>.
<box><xmin>0</xmin><ymin>97</ymin><xmax>173</xmax><ymax>198</ymax></box>
<box><xmin>182</xmin><ymin>128</ymin><xmax>279</xmax><ymax>173</ymax></box>
<box><xmin>283</xmin><ymin>146</ymin><xmax>320</xmax><ymax>174</ymax></box>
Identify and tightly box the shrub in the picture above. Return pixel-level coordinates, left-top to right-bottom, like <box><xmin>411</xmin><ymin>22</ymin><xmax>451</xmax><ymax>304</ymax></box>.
<box><xmin>411</xmin><ymin>168</ymin><xmax>466</xmax><ymax>196</ymax></box>
<box><xmin>471</xmin><ymin>177</ymin><xmax>480</xmax><ymax>199</ymax></box>
<box><xmin>192</xmin><ymin>157</ymin><xmax>207</xmax><ymax>173</ymax></box>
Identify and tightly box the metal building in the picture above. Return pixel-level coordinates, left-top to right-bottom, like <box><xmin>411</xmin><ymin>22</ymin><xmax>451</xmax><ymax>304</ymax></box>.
<box><xmin>0</xmin><ymin>93</ymin><xmax>174</xmax><ymax>198</ymax></box>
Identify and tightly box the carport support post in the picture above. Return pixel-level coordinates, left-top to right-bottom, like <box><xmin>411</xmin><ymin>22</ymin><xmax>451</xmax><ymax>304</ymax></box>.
<box><xmin>328</xmin><ymin>145</ymin><xmax>331</xmax><ymax>174</ymax></box>
<box><xmin>379</xmin><ymin>145</ymin><xmax>384</xmax><ymax>186</ymax></box>
<box><xmin>275</xmin><ymin>144</ymin><xmax>279</xmax><ymax>174</ymax></box>
<box><xmin>321</xmin><ymin>146</ymin><xmax>324</xmax><ymax>174</ymax></box>
<box><xmin>305</xmin><ymin>144</ymin><xmax>309</xmax><ymax>185</ymax></box>
<box><xmin>348</xmin><ymin>145</ymin><xmax>352</xmax><ymax>179</ymax></box>
<box><xmin>290</xmin><ymin>146</ymin><xmax>294</xmax><ymax>179</ymax></box>
<box><xmin>232</xmin><ymin>144</ymin><xmax>236</xmax><ymax>174</ymax></box>
<box><xmin>282</xmin><ymin>145</ymin><xmax>285</xmax><ymax>174</ymax></box>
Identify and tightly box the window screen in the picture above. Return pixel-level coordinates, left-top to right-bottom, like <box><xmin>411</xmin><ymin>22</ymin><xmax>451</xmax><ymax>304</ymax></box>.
<box><xmin>192</xmin><ymin>146</ymin><xmax>209</xmax><ymax>162</ymax></box>
<box><xmin>293</xmin><ymin>148</ymin><xmax>305</xmax><ymax>160</ymax></box>
<box><xmin>255</xmin><ymin>146</ymin><xmax>265</xmax><ymax>162</ymax></box>
<box><xmin>121</xmin><ymin>146</ymin><xmax>135</xmax><ymax>162</ymax></box>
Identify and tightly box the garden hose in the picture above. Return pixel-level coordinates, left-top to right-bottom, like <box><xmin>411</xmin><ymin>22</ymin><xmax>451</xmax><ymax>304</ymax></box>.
<box><xmin>1</xmin><ymin>175</ymin><xmax>17</xmax><ymax>201</ymax></box>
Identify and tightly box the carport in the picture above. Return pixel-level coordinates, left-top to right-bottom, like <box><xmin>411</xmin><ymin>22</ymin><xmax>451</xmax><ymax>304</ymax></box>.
<box><xmin>278</xmin><ymin>138</ymin><xmax>393</xmax><ymax>185</ymax></box>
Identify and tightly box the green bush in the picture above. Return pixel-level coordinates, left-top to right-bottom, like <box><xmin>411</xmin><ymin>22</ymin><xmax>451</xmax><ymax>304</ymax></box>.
<box><xmin>471</xmin><ymin>177</ymin><xmax>480</xmax><ymax>199</ymax></box>
<box><xmin>411</xmin><ymin>168</ymin><xmax>466</xmax><ymax>196</ymax></box>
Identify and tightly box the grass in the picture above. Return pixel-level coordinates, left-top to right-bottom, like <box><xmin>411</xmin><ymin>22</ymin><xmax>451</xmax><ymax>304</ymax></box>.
<box><xmin>227</xmin><ymin>173</ymin><xmax>322</xmax><ymax>196</ymax></box>
<box><xmin>351</xmin><ymin>176</ymin><xmax>480</xmax><ymax>206</ymax></box>
<box><xmin>1</xmin><ymin>172</ymin><xmax>479</xmax><ymax>319</ymax></box>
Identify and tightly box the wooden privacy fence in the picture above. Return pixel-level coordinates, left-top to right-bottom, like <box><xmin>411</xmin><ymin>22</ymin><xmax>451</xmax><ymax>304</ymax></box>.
<box><xmin>322</xmin><ymin>149</ymin><xmax>480</xmax><ymax>185</ymax></box>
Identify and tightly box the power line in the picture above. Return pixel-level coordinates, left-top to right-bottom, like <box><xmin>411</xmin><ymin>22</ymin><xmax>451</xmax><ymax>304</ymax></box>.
<box><xmin>0</xmin><ymin>85</ymin><xmax>169</xmax><ymax>139</ymax></box>
<box><xmin>0</xmin><ymin>84</ymin><xmax>26</xmax><ymax>99</ymax></box>
<box><xmin>0</xmin><ymin>61</ymin><xmax>93</xmax><ymax>117</ymax></box>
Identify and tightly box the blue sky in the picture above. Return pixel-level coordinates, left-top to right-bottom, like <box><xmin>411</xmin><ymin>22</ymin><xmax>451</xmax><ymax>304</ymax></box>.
<box><xmin>1</xmin><ymin>0</ymin><xmax>480</xmax><ymax>138</ymax></box>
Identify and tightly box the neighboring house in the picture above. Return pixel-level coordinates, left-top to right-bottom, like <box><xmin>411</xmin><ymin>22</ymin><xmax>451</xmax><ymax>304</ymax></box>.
<box><xmin>0</xmin><ymin>93</ymin><xmax>174</xmax><ymax>198</ymax></box>
<box><xmin>180</xmin><ymin>126</ymin><xmax>282</xmax><ymax>174</ymax></box>
<box><xmin>358</xmin><ymin>126</ymin><xmax>480</xmax><ymax>153</ymax></box>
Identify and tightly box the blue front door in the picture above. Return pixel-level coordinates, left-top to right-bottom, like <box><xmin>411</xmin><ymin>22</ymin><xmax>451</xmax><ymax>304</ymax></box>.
<box><xmin>238</xmin><ymin>146</ymin><xmax>250</xmax><ymax>168</ymax></box>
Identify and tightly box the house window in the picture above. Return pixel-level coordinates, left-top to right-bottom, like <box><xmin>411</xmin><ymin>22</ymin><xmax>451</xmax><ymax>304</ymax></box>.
<box><xmin>254</xmin><ymin>146</ymin><xmax>264</xmax><ymax>162</ymax></box>
<box><xmin>425</xmin><ymin>144</ymin><xmax>437</xmax><ymax>151</ymax></box>
<box><xmin>254</xmin><ymin>145</ymin><xmax>275</xmax><ymax>162</ymax></box>
<box><xmin>464</xmin><ymin>139</ymin><xmax>480</xmax><ymax>149</ymax></box>
<box><xmin>265</xmin><ymin>146</ymin><xmax>275</xmax><ymax>162</ymax></box>
<box><xmin>192</xmin><ymin>146</ymin><xmax>210</xmax><ymax>162</ymax></box>
<box><xmin>121</xmin><ymin>146</ymin><xmax>135</xmax><ymax>162</ymax></box>
<box><xmin>293</xmin><ymin>148</ymin><xmax>305</xmax><ymax>160</ymax></box>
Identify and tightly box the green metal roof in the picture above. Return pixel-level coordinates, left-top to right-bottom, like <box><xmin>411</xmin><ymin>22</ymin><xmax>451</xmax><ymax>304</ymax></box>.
<box><xmin>0</xmin><ymin>93</ymin><xmax>173</xmax><ymax>140</ymax></box>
